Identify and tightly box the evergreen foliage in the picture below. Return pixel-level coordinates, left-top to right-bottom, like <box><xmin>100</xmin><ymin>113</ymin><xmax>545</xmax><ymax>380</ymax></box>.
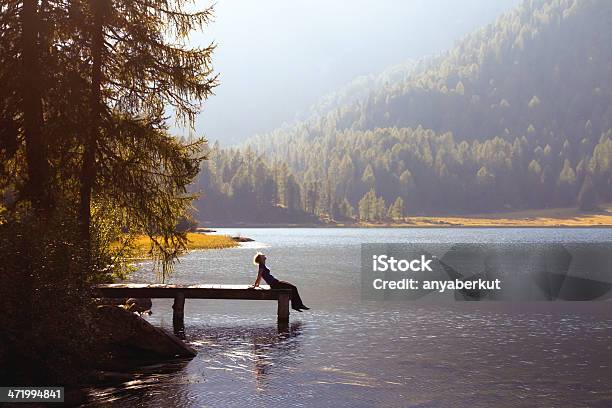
<box><xmin>0</xmin><ymin>0</ymin><xmax>216</xmax><ymax>384</ymax></box>
<box><xmin>195</xmin><ymin>0</ymin><xmax>612</xmax><ymax>223</ymax></box>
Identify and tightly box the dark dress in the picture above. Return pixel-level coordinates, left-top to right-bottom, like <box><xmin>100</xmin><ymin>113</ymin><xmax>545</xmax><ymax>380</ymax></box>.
<box><xmin>259</xmin><ymin>265</ymin><xmax>306</xmax><ymax>310</ymax></box>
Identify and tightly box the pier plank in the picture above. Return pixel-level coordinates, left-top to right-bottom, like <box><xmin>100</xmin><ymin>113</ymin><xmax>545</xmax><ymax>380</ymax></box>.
<box><xmin>92</xmin><ymin>284</ymin><xmax>293</xmax><ymax>332</ymax></box>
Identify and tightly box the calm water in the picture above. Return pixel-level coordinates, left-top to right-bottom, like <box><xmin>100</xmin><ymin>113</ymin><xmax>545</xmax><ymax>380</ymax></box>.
<box><xmin>85</xmin><ymin>228</ymin><xmax>612</xmax><ymax>408</ymax></box>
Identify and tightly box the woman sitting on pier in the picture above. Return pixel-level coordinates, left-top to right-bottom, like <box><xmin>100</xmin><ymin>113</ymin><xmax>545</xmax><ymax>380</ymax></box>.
<box><xmin>251</xmin><ymin>252</ymin><xmax>310</xmax><ymax>312</ymax></box>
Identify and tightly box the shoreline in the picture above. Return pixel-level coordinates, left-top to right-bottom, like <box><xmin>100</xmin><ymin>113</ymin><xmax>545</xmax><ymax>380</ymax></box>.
<box><xmin>205</xmin><ymin>224</ymin><xmax>612</xmax><ymax>228</ymax></box>
<box><xmin>201</xmin><ymin>206</ymin><xmax>612</xmax><ymax>229</ymax></box>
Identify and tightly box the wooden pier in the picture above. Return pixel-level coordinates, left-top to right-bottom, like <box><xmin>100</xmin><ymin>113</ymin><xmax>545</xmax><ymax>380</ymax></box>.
<box><xmin>92</xmin><ymin>283</ymin><xmax>293</xmax><ymax>334</ymax></box>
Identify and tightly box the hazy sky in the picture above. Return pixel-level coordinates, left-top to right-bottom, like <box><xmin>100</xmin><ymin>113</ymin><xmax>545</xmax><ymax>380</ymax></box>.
<box><xmin>178</xmin><ymin>0</ymin><xmax>521</xmax><ymax>145</ymax></box>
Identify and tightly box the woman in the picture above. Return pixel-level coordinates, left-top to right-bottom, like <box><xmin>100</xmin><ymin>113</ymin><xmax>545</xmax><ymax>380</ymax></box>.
<box><xmin>251</xmin><ymin>252</ymin><xmax>310</xmax><ymax>312</ymax></box>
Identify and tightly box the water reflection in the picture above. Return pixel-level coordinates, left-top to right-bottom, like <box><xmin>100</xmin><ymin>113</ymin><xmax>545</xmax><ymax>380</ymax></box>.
<box><xmin>189</xmin><ymin>322</ymin><xmax>304</xmax><ymax>394</ymax></box>
<box><xmin>82</xmin><ymin>360</ymin><xmax>191</xmax><ymax>407</ymax></box>
<box><xmin>85</xmin><ymin>323</ymin><xmax>304</xmax><ymax>407</ymax></box>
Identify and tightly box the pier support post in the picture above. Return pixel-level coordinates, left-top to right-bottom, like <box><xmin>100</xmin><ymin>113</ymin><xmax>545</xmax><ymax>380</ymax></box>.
<box><xmin>173</xmin><ymin>292</ymin><xmax>185</xmax><ymax>338</ymax></box>
<box><xmin>277</xmin><ymin>292</ymin><xmax>290</xmax><ymax>332</ymax></box>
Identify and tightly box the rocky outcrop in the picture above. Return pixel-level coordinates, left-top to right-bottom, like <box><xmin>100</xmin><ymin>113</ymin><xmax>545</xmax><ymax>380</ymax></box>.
<box><xmin>195</xmin><ymin>227</ymin><xmax>217</xmax><ymax>233</ymax></box>
<box><xmin>94</xmin><ymin>305</ymin><xmax>195</xmax><ymax>360</ymax></box>
<box><xmin>231</xmin><ymin>236</ymin><xmax>254</xmax><ymax>242</ymax></box>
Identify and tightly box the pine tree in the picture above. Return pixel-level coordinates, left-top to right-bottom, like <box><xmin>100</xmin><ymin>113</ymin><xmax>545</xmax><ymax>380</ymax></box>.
<box><xmin>20</xmin><ymin>0</ymin><xmax>53</xmax><ymax>211</ymax></box>
<box><xmin>340</xmin><ymin>198</ymin><xmax>355</xmax><ymax>219</ymax></box>
<box><xmin>1</xmin><ymin>0</ymin><xmax>217</xmax><ymax>279</ymax></box>
<box><xmin>358</xmin><ymin>189</ymin><xmax>377</xmax><ymax>221</ymax></box>
<box><xmin>82</xmin><ymin>0</ymin><xmax>216</xmax><ymax>274</ymax></box>
<box><xmin>578</xmin><ymin>175</ymin><xmax>598</xmax><ymax>211</ymax></box>
<box><xmin>375</xmin><ymin>196</ymin><xmax>386</xmax><ymax>221</ymax></box>
<box><xmin>361</xmin><ymin>164</ymin><xmax>376</xmax><ymax>189</ymax></box>
<box><xmin>557</xmin><ymin>159</ymin><xmax>577</xmax><ymax>206</ymax></box>
<box><xmin>388</xmin><ymin>197</ymin><xmax>405</xmax><ymax>220</ymax></box>
<box><xmin>358</xmin><ymin>192</ymin><xmax>370</xmax><ymax>221</ymax></box>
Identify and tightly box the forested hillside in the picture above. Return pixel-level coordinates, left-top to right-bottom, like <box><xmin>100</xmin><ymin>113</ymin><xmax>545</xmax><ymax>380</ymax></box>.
<box><xmin>194</xmin><ymin>0</ymin><xmax>612</xmax><ymax>224</ymax></box>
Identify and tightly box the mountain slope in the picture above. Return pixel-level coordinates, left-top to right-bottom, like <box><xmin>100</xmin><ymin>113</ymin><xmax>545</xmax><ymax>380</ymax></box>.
<box><xmin>194</xmin><ymin>0</ymin><xmax>612</xmax><ymax>223</ymax></box>
<box><xmin>267</xmin><ymin>0</ymin><xmax>612</xmax><ymax>144</ymax></box>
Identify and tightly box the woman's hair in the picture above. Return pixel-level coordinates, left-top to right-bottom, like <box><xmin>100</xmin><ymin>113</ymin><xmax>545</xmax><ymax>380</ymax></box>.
<box><xmin>253</xmin><ymin>252</ymin><xmax>265</xmax><ymax>265</ymax></box>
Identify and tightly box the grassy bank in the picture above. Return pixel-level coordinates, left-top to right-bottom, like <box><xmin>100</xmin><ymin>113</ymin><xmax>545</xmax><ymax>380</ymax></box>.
<box><xmin>348</xmin><ymin>205</ymin><xmax>612</xmax><ymax>228</ymax></box>
<box><xmin>206</xmin><ymin>206</ymin><xmax>612</xmax><ymax>228</ymax></box>
<box><xmin>128</xmin><ymin>233</ymin><xmax>238</xmax><ymax>258</ymax></box>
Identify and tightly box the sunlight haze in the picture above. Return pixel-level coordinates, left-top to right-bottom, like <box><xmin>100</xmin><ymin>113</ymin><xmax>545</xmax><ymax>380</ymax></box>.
<box><xmin>180</xmin><ymin>0</ymin><xmax>521</xmax><ymax>145</ymax></box>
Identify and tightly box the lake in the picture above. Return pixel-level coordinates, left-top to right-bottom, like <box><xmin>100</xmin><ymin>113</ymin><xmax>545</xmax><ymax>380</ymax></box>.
<box><xmin>85</xmin><ymin>228</ymin><xmax>612</xmax><ymax>407</ymax></box>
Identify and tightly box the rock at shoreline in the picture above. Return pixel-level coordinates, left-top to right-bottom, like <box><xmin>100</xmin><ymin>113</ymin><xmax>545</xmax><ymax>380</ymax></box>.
<box><xmin>195</xmin><ymin>227</ymin><xmax>217</xmax><ymax>233</ymax></box>
<box><xmin>231</xmin><ymin>236</ymin><xmax>254</xmax><ymax>242</ymax></box>
<box><xmin>95</xmin><ymin>306</ymin><xmax>196</xmax><ymax>359</ymax></box>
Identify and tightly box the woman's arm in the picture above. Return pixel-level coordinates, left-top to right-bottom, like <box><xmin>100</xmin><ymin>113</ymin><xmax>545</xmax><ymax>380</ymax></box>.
<box><xmin>252</xmin><ymin>269</ymin><xmax>262</xmax><ymax>288</ymax></box>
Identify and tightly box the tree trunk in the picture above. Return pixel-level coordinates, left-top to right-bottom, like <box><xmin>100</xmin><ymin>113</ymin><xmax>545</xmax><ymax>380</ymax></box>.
<box><xmin>79</xmin><ymin>0</ymin><xmax>104</xmax><ymax>252</ymax></box>
<box><xmin>21</xmin><ymin>0</ymin><xmax>51</xmax><ymax>211</ymax></box>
